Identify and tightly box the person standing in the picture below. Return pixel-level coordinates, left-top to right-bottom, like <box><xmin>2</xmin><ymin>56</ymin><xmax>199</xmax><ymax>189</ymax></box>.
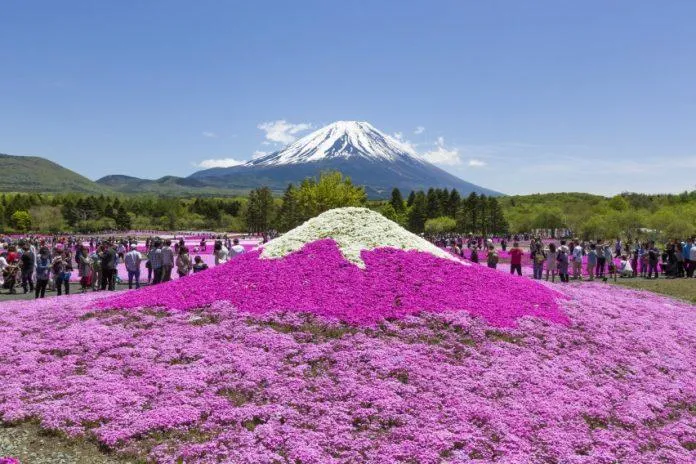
<box><xmin>20</xmin><ymin>243</ymin><xmax>35</xmax><ymax>294</ymax></box>
<box><xmin>78</xmin><ymin>247</ymin><xmax>92</xmax><ymax>293</ymax></box>
<box><xmin>486</xmin><ymin>246</ymin><xmax>499</xmax><ymax>269</ymax></box>
<box><xmin>161</xmin><ymin>240</ymin><xmax>174</xmax><ymax>282</ymax></box>
<box><xmin>509</xmin><ymin>242</ymin><xmax>523</xmax><ymax>276</ymax></box>
<box><xmin>647</xmin><ymin>242</ymin><xmax>660</xmax><ymax>279</ymax></box>
<box><xmin>545</xmin><ymin>243</ymin><xmax>557</xmax><ymax>282</ymax></box>
<box><xmin>34</xmin><ymin>247</ymin><xmax>51</xmax><ymax>298</ymax></box>
<box><xmin>675</xmin><ymin>243</ymin><xmax>685</xmax><ymax>278</ymax></box>
<box><xmin>614</xmin><ymin>238</ymin><xmax>622</xmax><ymax>258</ymax></box>
<box><xmin>470</xmin><ymin>246</ymin><xmax>479</xmax><ymax>264</ymax></box>
<box><xmin>52</xmin><ymin>252</ymin><xmax>69</xmax><ymax>296</ymax></box>
<box><xmin>689</xmin><ymin>238</ymin><xmax>696</xmax><ymax>278</ymax></box>
<box><xmin>176</xmin><ymin>246</ymin><xmax>191</xmax><ymax>278</ymax></box>
<box><xmin>101</xmin><ymin>244</ymin><xmax>116</xmax><ymax>291</ymax></box>
<box><xmin>90</xmin><ymin>249</ymin><xmax>102</xmax><ymax>291</ymax></box>
<box><xmin>602</xmin><ymin>245</ymin><xmax>613</xmax><ymax>279</ymax></box>
<box><xmin>684</xmin><ymin>237</ymin><xmax>693</xmax><ymax>278</ymax></box>
<box><xmin>149</xmin><ymin>241</ymin><xmax>164</xmax><ymax>284</ymax></box>
<box><xmin>124</xmin><ymin>245</ymin><xmax>142</xmax><ymax>290</ymax></box>
<box><xmin>532</xmin><ymin>240</ymin><xmax>545</xmax><ymax>280</ymax></box>
<box><xmin>571</xmin><ymin>241</ymin><xmax>583</xmax><ymax>280</ymax></box>
<box><xmin>586</xmin><ymin>243</ymin><xmax>597</xmax><ymax>281</ymax></box>
<box><xmin>557</xmin><ymin>246</ymin><xmax>570</xmax><ymax>283</ymax></box>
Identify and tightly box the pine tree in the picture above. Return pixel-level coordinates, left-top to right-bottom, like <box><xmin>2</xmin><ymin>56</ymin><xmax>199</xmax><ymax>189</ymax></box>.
<box><xmin>425</xmin><ymin>188</ymin><xmax>441</xmax><ymax>219</ymax></box>
<box><xmin>406</xmin><ymin>191</ymin><xmax>416</xmax><ymax>208</ymax></box>
<box><xmin>245</xmin><ymin>187</ymin><xmax>275</xmax><ymax>233</ymax></box>
<box><xmin>465</xmin><ymin>192</ymin><xmax>479</xmax><ymax>232</ymax></box>
<box><xmin>447</xmin><ymin>189</ymin><xmax>461</xmax><ymax>217</ymax></box>
<box><xmin>115</xmin><ymin>208</ymin><xmax>132</xmax><ymax>231</ymax></box>
<box><xmin>390</xmin><ymin>188</ymin><xmax>405</xmax><ymax>213</ymax></box>
<box><xmin>276</xmin><ymin>184</ymin><xmax>300</xmax><ymax>232</ymax></box>
<box><xmin>407</xmin><ymin>191</ymin><xmax>428</xmax><ymax>233</ymax></box>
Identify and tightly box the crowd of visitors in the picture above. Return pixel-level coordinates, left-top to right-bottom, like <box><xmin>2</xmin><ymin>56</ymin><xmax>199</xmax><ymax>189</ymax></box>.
<box><xmin>0</xmin><ymin>234</ymin><xmax>246</xmax><ymax>298</ymax></box>
<box><xmin>431</xmin><ymin>234</ymin><xmax>696</xmax><ymax>283</ymax></box>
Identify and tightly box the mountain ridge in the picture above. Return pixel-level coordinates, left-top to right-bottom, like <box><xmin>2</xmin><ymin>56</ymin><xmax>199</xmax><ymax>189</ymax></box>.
<box><xmin>0</xmin><ymin>153</ymin><xmax>110</xmax><ymax>194</ymax></box>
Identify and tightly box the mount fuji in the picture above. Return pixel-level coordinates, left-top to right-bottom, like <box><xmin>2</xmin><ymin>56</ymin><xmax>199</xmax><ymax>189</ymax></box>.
<box><xmin>189</xmin><ymin>121</ymin><xmax>501</xmax><ymax>198</ymax></box>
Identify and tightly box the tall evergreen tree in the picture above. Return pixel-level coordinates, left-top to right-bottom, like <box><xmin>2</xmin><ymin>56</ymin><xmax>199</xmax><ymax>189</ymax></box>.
<box><xmin>245</xmin><ymin>187</ymin><xmax>275</xmax><ymax>233</ymax></box>
<box><xmin>425</xmin><ymin>188</ymin><xmax>442</xmax><ymax>219</ymax></box>
<box><xmin>390</xmin><ymin>188</ymin><xmax>405</xmax><ymax>213</ymax></box>
<box><xmin>115</xmin><ymin>207</ymin><xmax>132</xmax><ymax>231</ymax></box>
<box><xmin>276</xmin><ymin>184</ymin><xmax>300</xmax><ymax>232</ymax></box>
<box><xmin>407</xmin><ymin>191</ymin><xmax>428</xmax><ymax>233</ymax></box>
<box><xmin>406</xmin><ymin>191</ymin><xmax>416</xmax><ymax>208</ymax></box>
<box><xmin>447</xmin><ymin>189</ymin><xmax>461</xmax><ymax>217</ymax></box>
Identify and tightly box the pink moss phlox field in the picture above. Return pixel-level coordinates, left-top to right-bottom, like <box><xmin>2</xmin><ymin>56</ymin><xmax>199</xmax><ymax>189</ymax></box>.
<box><xmin>97</xmin><ymin>239</ymin><xmax>567</xmax><ymax>327</ymax></box>
<box><xmin>0</xmin><ymin>458</ymin><xmax>20</xmax><ymax>464</ymax></box>
<box><xmin>0</xmin><ymin>283</ymin><xmax>695</xmax><ymax>462</ymax></box>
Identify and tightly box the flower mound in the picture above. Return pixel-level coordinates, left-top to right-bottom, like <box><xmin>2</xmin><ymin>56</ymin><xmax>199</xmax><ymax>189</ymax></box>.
<box><xmin>260</xmin><ymin>207</ymin><xmax>458</xmax><ymax>266</ymax></box>
<box><xmin>97</xmin><ymin>239</ymin><xmax>566</xmax><ymax>327</ymax></box>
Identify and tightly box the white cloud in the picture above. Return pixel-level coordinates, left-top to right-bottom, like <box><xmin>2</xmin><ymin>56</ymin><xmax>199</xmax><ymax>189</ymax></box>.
<box><xmin>468</xmin><ymin>159</ymin><xmax>487</xmax><ymax>167</ymax></box>
<box><xmin>252</xmin><ymin>151</ymin><xmax>268</xmax><ymax>159</ymax></box>
<box><xmin>421</xmin><ymin>137</ymin><xmax>461</xmax><ymax>166</ymax></box>
<box><xmin>202</xmin><ymin>131</ymin><xmax>217</xmax><ymax>138</ymax></box>
<box><xmin>195</xmin><ymin>158</ymin><xmax>245</xmax><ymax>169</ymax></box>
<box><xmin>414</xmin><ymin>126</ymin><xmax>425</xmax><ymax>135</ymax></box>
<box><xmin>257</xmin><ymin>120</ymin><xmax>312</xmax><ymax>144</ymax></box>
<box><xmin>393</xmin><ymin>132</ymin><xmax>403</xmax><ymax>140</ymax></box>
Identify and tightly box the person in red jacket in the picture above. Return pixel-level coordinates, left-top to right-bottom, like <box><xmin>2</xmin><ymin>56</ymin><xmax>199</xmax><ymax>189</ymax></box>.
<box><xmin>509</xmin><ymin>242</ymin><xmax>523</xmax><ymax>276</ymax></box>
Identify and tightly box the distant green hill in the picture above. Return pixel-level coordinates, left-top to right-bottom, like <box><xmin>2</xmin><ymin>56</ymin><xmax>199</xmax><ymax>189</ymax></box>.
<box><xmin>0</xmin><ymin>153</ymin><xmax>109</xmax><ymax>194</ymax></box>
<box><xmin>95</xmin><ymin>174</ymin><xmax>251</xmax><ymax>197</ymax></box>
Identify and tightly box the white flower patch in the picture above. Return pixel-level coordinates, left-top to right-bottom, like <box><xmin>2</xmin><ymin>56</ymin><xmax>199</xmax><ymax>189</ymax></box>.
<box><xmin>260</xmin><ymin>207</ymin><xmax>465</xmax><ymax>267</ymax></box>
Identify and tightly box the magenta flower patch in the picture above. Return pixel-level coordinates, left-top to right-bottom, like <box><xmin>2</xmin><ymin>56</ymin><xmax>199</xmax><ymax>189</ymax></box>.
<box><xmin>98</xmin><ymin>239</ymin><xmax>567</xmax><ymax>327</ymax></box>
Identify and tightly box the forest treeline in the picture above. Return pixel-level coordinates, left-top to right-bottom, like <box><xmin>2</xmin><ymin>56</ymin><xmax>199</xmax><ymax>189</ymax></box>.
<box><xmin>1</xmin><ymin>171</ymin><xmax>695</xmax><ymax>240</ymax></box>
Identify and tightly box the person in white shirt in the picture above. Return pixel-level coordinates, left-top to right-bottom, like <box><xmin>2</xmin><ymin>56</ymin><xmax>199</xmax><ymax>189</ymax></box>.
<box><xmin>214</xmin><ymin>240</ymin><xmax>229</xmax><ymax>266</ymax></box>
<box><xmin>124</xmin><ymin>246</ymin><xmax>142</xmax><ymax>289</ymax></box>
<box><xmin>0</xmin><ymin>253</ymin><xmax>8</xmax><ymax>287</ymax></box>
<box><xmin>619</xmin><ymin>255</ymin><xmax>633</xmax><ymax>277</ymax></box>
<box><xmin>230</xmin><ymin>238</ymin><xmax>245</xmax><ymax>258</ymax></box>
<box><xmin>572</xmin><ymin>242</ymin><xmax>584</xmax><ymax>280</ymax></box>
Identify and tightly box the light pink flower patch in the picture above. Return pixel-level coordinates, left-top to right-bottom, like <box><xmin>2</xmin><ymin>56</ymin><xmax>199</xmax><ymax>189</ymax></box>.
<box><xmin>0</xmin><ymin>283</ymin><xmax>694</xmax><ymax>462</ymax></box>
<box><xmin>97</xmin><ymin>239</ymin><xmax>568</xmax><ymax>327</ymax></box>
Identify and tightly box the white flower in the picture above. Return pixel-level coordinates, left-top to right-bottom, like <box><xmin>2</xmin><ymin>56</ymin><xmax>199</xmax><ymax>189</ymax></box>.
<box><xmin>261</xmin><ymin>207</ymin><xmax>465</xmax><ymax>267</ymax></box>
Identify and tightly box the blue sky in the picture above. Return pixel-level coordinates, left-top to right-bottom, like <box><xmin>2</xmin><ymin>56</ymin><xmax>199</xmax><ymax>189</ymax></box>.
<box><xmin>1</xmin><ymin>0</ymin><xmax>695</xmax><ymax>195</ymax></box>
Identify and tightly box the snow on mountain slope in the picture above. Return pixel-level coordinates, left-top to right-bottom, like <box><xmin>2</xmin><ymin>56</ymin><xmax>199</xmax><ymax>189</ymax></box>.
<box><xmin>247</xmin><ymin>121</ymin><xmax>423</xmax><ymax>167</ymax></box>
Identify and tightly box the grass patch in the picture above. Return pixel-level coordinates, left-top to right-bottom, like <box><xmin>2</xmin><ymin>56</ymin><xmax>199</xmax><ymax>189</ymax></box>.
<box><xmin>609</xmin><ymin>278</ymin><xmax>696</xmax><ymax>304</ymax></box>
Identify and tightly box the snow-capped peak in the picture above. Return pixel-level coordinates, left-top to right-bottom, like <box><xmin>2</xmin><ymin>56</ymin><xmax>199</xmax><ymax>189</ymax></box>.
<box><xmin>247</xmin><ymin>121</ymin><xmax>423</xmax><ymax>167</ymax></box>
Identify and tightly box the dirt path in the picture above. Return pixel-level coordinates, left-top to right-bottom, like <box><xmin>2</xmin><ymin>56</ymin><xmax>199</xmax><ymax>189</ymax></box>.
<box><xmin>0</xmin><ymin>423</ymin><xmax>131</xmax><ymax>464</ymax></box>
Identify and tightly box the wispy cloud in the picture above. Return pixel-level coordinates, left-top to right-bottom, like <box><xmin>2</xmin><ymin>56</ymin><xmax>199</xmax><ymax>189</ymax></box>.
<box><xmin>393</xmin><ymin>132</ymin><xmax>403</xmax><ymax>140</ymax></box>
<box><xmin>252</xmin><ymin>151</ymin><xmax>268</xmax><ymax>159</ymax></box>
<box><xmin>194</xmin><ymin>158</ymin><xmax>245</xmax><ymax>169</ymax></box>
<box><xmin>414</xmin><ymin>126</ymin><xmax>425</xmax><ymax>135</ymax></box>
<box><xmin>421</xmin><ymin>136</ymin><xmax>461</xmax><ymax>165</ymax></box>
<box><xmin>257</xmin><ymin>120</ymin><xmax>312</xmax><ymax>144</ymax></box>
<box><xmin>468</xmin><ymin>159</ymin><xmax>487</xmax><ymax>167</ymax></box>
<box><xmin>202</xmin><ymin>131</ymin><xmax>218</xmax><ymax>138</ymax></box>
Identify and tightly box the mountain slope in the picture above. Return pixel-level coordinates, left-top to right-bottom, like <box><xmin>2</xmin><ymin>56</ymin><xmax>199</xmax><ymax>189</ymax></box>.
<box><xmin>0</xmin><ymin>153</ymin><xmax>109</xmax><ymax>194</ymax></box>
<box><xmin>190</xmin><ymin>121</ymin><xmax>501</xmax><ymax>197</ymax></box>
<box><xmin>95</xmin><ymin>175</ymin><xmax>248</xmax><ymax>196</ymax></box>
